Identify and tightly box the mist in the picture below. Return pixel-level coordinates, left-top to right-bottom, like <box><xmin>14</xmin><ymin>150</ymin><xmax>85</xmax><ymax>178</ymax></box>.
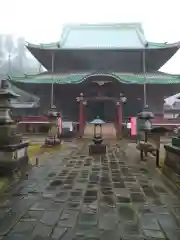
<box><xmin>0</xmin><ymin>35</ymin><xmax>44</xmax><ymax>77</ymax></box>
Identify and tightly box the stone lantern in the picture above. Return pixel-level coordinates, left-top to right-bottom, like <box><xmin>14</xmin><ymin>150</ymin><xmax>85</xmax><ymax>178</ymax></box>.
<box><xmin>137</xmin><ymin>107</ymin><xmax>154</xmax><ymax>141</ymax></box>
<box><xmin>89</xmin><ymin>117</ymin><xmax>106</xmax><ymax>155</ymax></box>
<box><xmin>45</xmin><ymin>105</ymin><xmax>61</xmax><ymax>146</ymax></box>
<box><xmin>0</xmin><ymin>78</ymin><xmax>29</xmax><ymax>175</ymax></box>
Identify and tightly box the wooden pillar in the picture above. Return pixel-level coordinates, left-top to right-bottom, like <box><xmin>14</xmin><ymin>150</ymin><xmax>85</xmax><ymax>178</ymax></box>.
<box><xmin>77</xmin><ymin>93</ymin><xmax>86</xmax><ymax>137</ymax></box>
<box><xmin>79</xmin><ymin>100</ymin><xmax>84</xmax><ymax>137</ymax></box>
<box><xmin>116</xmin><ymin>101</ymin><xmax>122</xmax><ymax>137</ymax></box>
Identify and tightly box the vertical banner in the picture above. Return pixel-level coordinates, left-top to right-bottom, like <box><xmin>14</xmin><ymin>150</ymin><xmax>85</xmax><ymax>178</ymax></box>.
<box><xmin>130</xmin><ymin>117</ymin><xmax>137</xmax><ymax>136</ymax></box>
<box><xmin>57</xmin><ymin>117</ymin><xmax>62</xmax><ymax>135</ymax></box>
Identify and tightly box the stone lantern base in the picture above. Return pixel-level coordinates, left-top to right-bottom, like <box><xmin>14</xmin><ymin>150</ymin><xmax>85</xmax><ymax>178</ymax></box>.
<box><xmin>0</xmin><ymin>141</ymin><xmax>29</xmax><ymax>176</ymax></box>
<box><xmin>44</xmin><ymin>136</ymin><xmax>61</xmax><ymax>147</ymax></box>
<box><xmin>163</xmin><ymin>137</ymin><xmax>180</xmax><ymax>185</ymax></box>
<box><xmin>89</xmin><ymin>144</ymin><xmax>106</xmax><ymax>155</ymax></box>
<box><xmin>89</xmin><ymin>137</ymin><xmax>106</xmax><ymax>155</ymax></box>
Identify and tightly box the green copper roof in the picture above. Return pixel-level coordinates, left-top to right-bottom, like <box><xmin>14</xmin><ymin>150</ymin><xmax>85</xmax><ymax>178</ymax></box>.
<box><xmin>9</xmin><ymin>82</ymin><xmax>40</xmax><ymax>102</ymax></box>
<box><xmin>9</xmin><ymin>72</ymin><xmax>180</xmax><ymax>85</ymax></box>
<box><xmin>26</xmin><ymin>23</ymin><xmax>180</xmax><ymax>50</ymax></box>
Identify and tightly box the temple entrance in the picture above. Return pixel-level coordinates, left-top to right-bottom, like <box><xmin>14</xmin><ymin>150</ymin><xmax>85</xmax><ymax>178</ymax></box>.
<box><xmin>82</xmin><ymin>75</ymin><xmax>122</xmax><ymax>122</ymax></box>
<box><xmin>85</xmin><ymin>98</ymin><xmax>116</xmax><ymax>122</ymax></box>
<box><xmin>87</xmin><ymin>100</ymin><xmax>105</xmax><ymax>121</ymax></box>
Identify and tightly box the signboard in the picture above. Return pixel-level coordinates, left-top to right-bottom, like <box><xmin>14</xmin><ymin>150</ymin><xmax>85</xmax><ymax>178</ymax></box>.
<box><xmin>17</xmin><ymin>148</ymin><xmax>26</xmax><ymax>159</ymax></box>
<box><xmin>130</xmin><ymin>117</ymin><xmax>136</xmax><ymax>136</ymax></box>
<box><xmin>137</xmin><ymin>131</ymin><xmax>160</xmax><ymax>150</ymax></box>
<box><xmin>147</xmin><ymin>133</ymin><xmax>160</xmax><ymax>149</ymax></box>
<box><xmin>57</xmin><ymin>117</ymin><xmax>62</xmax><ymax>134</ymax></box>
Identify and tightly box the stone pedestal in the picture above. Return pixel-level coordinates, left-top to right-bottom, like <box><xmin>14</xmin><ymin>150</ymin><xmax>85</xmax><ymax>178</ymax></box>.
<box><xmin>89</xmin><ymin>136</ymin><xmax>106</xmax><ymax>155</ymax></box>
<box><xmin>88</xmin><ymin>119</ymin><xmax>106</xmax><ymax>155</ymax></box>
<box><xmin>45</xmin><ymin>136</ymin><xmax>61</xmax><ymax>147</ymax></box>
<box><xmin>89</xmin><ymin>144</ymin><xmax>106</xmax><ymax>155</ymax></box>
<box><xmin>163</xmin><ymin>143</ymin><xmax>180</xmax><ymax>184</ymax></box>
<box><xmin>0</xmin><ymin>78</ymin><xmax>29</xmax><ymax>176</ymax></box>
<box><xmin>0</xmin><ymin>141</ymin><xmax>29</xmax><ymax>176</ymax></box>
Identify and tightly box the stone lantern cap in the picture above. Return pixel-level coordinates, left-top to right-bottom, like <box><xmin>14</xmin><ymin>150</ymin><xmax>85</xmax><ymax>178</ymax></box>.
<box><xmin>0</xmin><ymin>79</ymin><xmax>19</xmax><ymax>99</ymax></box>
<box><xmin>137</xmin><ymin>108</ymin><xmax>154</xmax><ymax>120</ymax></box>
<box><xmin>47</xmin><ymin>105</ymin><xmax>61</xmax><ymax>118</ymax></box>
<box><xmin>90</xmin><ymin>117</ymin><xmax>106</xmax><ymax>126</ymax></box>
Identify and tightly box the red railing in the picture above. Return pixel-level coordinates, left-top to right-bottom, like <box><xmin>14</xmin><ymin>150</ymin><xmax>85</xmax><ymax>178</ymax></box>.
<box><xmin>20</xmin><ymin>116</ymin><xmax>49</xmax><ymax>123</ymax></box>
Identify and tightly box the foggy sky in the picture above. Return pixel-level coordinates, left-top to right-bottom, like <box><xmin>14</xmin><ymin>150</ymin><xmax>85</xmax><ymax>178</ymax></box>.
<box><xmin>0</xmin><ymin>0</ymin><xmax>180</xmax><ymax>73</ymax></box>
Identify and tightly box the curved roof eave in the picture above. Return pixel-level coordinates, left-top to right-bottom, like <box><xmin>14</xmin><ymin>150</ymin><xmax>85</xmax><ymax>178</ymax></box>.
<box><xmin>9</xmin><ymin>72</ymin><xmax>180</xmax><ymax>85</ymax></box>
<box><xmin>26</xmin><ymin>41</ymin><xmax>180</xmax><ymax>50</ymax></box>
<box><xmin>26</xmin><ymin>41</ymin><xmax>61</xmax><ymax>50</ymax></box>
<box><xmin>147</xmin><ymin>41</ymin><xmax>180</xmax><ymax>49</ymax></box>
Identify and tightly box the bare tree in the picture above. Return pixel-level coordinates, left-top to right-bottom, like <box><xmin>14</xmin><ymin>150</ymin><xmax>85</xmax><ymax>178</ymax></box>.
<box><xmin>5</xmin><ymin>35</ymin><xmax>16</xmax><ymax>75</ymax></box>
<box><xmin>0</xmin><ymin>36</ymin><xmax>4</xmax><ymax>59</ymax></box>
<box><xmin>16</xmin><ymin>37</ymin><xmax>26</xmax><ymax>71</ymax></box>
<box><xmin>0</xmin><ymin>36</ymin><xmax>5</xmax><ymax>72</ymax></box>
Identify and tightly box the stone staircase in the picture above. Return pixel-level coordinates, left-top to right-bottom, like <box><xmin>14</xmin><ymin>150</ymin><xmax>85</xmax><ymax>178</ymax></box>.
<box><xmin>83</xmin><ymin>123</ymin><xmax>117</xmax><ymax>138</ymax></box>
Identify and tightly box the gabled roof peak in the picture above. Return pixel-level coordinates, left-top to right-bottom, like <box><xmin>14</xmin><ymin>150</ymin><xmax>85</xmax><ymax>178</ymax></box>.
<box><xmin>59</xmin><ymin>22</ymin><xmax>146</xmax><ymax>49</ymax></box>
<box><xmin>61</xmin><ymin>22</ymin><xmax>144</xmax><ymax>32</ymax></box>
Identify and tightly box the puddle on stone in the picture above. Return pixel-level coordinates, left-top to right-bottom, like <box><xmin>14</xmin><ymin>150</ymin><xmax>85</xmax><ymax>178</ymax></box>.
<box><xmin>140</xmin><ymin>215</ymin><xmax>160</xmax><ymax>230</ymax></box>
<box><xmin>67</xmin><ymin>201</ymin><xmax>81</xmax><ymax>210</ymax></box>
<box><xmin>154</xmin><ymin>185</ymin><xmax>168</xmax><ymax>194</ymax></box>
<box><xmin>117</xmin><ymin>196</ymin><xmax>131</xmax><ymax>203</ymax></box>
<box><xmin>22</xmin><ymin>210</ymin><xmax>43</xmax><ymax>221</ymax></box>
<box><xmin>123</xmin><ymin>177</ymin><xmax>136</xmax><ymax>183</ymax></box>
<box><xmin>71</xmin><ymin>190</ymin><xmax>82</xmax><ymax>197</ymax></box>
<box><xmin>78</xmin><ymin>213</ymin><xmax>97</xmax><ymax>225</ymax></box>
<box><xmin>173</xmin><ymin>207</ymin><xmax>180</xmax><ymax>217</ymax></box>
<box><xmin>142</xmin><ymin>186</ymin><xmax>158</xmax><ymax>199</ymax></box>
<box><xmin>85</xmin><ymin>190</ymin><xmax>97</xmax><ymax>198</ymax></box>
<box><xmin>118</xmin><ymin>205</ymin><xmax>136</xmax><ymax>221</ymax></box>
<box><xmin>112</xmin><ymin>177</ymin><xmax>121</xmax><ymax>183</ymax></box>
<box><xmin>84</xmin><ymin>197</ymin><xmax>96</xmax><ymax>204</ymax></box>
<box><xmin>143</xmin><ymin>229</ymin><xmax>165</xmax><ymax>239</ymax></box>
<box><xmin>50</xmin><ymin>179</ymin><xmax>63</xmax><ymax>187</ymax></box>
<box><xmin>99</xmin><ymin>213</ymin><xmax>117</xmax><ymax>230</ymax></box>
<box><xmin>48</xmin><ymin>172</ymin><xmax>57</xmax><ymax>178</ymax></box>
<box><xmin>75</xmin><ymin>224</ymin><xmax>99</xmax><ymax>238</ymax></box>
<box><xmin>100</xmin><ymin>196</ymin><xmax>115</xmax><ymax>207</ymax></box>
<box><xmin>55</xmin><ymin>191</ymin><xmax>69</xmax><ymax>202</ymax></box>
<box><xmin>59</xmin><ymin>210</ymin><xmax>79</xmax><ymax>227</ymax></box>
<box><xmin>101</xmin><ymin>188</ymin><xmax>113</xmax><ymax>195</ymax></box>
<box><xmin>63</xmin><ymin>184</ymin><xmax>73</xmax><ymax>190</ymax></box>
<box><xmin>131</xmin><ymin>193</ymin><xmax>145</xmax><ymax>203</ymax></box>
<box><xmin>64</xmin><ymin>179</ymin><xmax>74</xmax><ymax>185</ymax></box>
<box><xmin>157</xmin><ymin>213</ymin><xmax>180</xmax><ymax>229</ymax></box>
<box><xmin>129</xmin><ymin>186</ymin><xmax>142</xmax><ymax>193</ymax></box>
<box><xmin>150</xmin><ymin>198</ymin><xmax>162</xmax><ymax>206</ymax></box>
<box><xmin>87</xmin><ymin>184</ymin><xmax>98</xmax><ymax>189</ymax></box>
<box><xmin>121</xmin><ymin>222</ymin><xmax>142</xmax><ymax>236</ymax></box>
<box><xmin>113</xmin><ymin>182</ymin><xmax>125</xmax><ymax>188</ymax></box>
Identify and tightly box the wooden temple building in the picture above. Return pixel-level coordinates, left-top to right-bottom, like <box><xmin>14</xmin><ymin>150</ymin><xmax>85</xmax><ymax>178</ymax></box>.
<box><xmin>9</xmin><ymin>23</ymin><xmax>180</xmax><ymax>128</ymax></box>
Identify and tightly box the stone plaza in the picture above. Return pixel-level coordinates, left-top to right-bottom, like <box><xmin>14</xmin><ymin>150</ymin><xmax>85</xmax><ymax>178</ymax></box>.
<box><xmin>0</xmin><ymin>140</ymin><xmax>179</xmax><ymax>240</ymax></box>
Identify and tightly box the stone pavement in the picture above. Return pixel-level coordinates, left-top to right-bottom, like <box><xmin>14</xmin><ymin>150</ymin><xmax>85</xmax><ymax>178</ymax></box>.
<box><xmin>0</xmin><ymin>140</ymin><xmax>180</xmax><ymax>239</ymax></box>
